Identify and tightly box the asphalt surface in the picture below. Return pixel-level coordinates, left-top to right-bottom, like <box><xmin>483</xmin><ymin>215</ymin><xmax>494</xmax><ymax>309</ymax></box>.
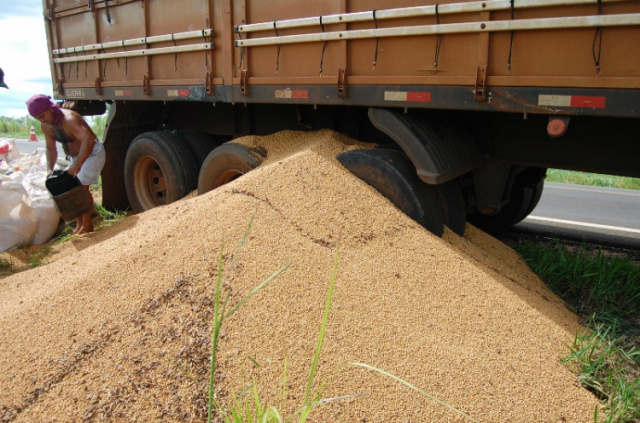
<box><xmin>514</xmin><ymin>182</ymin><xmax>640</xmax><ymax>251</ymax></box>
<box><xmin>10</xmin><ymin>137</ymin><xmax>65</xmax><ymax>157</ymax></box>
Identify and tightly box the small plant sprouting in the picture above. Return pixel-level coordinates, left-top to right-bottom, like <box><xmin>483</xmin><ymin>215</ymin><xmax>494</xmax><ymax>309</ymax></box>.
<box><xmin>206</xmin><ymin>211</ymin><xmax>290</xmax><ymax>423</ymax></box>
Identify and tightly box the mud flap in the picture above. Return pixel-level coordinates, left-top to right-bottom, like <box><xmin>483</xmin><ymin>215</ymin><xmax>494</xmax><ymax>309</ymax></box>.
<box><xmin>368</xmin><ymin>108</ymin><xmax>482</xmax><ymax>185</ymax></box>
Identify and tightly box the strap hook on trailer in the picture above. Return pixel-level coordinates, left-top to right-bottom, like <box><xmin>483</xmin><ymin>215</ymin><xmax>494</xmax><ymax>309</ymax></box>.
<box><xmin>474</xmin><ymin>66</ymin><xmax>487</xmax><ymax>103</ymax></box>
<box><xmin>241</xmin><ymin>70</ymin><xmax>249</xmax><ymax>97</ymax></box>
<box><xmin>237</xmin><ymin>31</ymin><xmax>245</xmax><ymax>71</ymax></box>
<box><xmin>202</xmin><ymin>29</ymin><xmax>210</xmax><ymax>69</ymax></box>
<box><xmin>337</xmin><ymin>68</ymin><xmax>347</xmax><ymax>98</ymax></box>
<box><xmin>102</xmin><ymin>48</ymin><xmax>107</xmax><ymax>78</ymax></box>
<box><xmin>95</xmin><ymin>76</ymin><xmax>102</xmax><ymax>96</ymax></box>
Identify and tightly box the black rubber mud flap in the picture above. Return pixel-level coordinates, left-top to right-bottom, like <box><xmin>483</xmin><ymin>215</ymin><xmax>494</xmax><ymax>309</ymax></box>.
<box><xmin>124</xmin><ymin>131</ymin><xmax>198</xmax><ymax>213</ymax></box>
<box><xmin>197</xmin><ymin>143</ymin><xmax>265</xmax><ymax>195</ymax></box>
<box><xmin>436</xmin><ymin>180</ymin><xmax>467</xmax><ymax>236</ymax></box>
<box><xmin>368</xmin><ymin>108</ymin><xmax>482</xmax><ymax>185</ymax></box>
<box><xmin>337</xmin><ymin>148</ymin><xmax>445</xmax><ymax>237</ymax></box>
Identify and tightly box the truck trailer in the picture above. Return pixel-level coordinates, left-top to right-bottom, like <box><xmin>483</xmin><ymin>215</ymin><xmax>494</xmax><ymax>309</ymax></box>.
<box><xmin>42</xmin><ymin>0</ymin><xmax>640</xmax><ymax>236</ymax></box>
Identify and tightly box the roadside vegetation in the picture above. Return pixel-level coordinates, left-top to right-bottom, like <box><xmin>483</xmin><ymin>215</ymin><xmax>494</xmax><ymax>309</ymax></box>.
<box><xmin>546</xmin><ymin>169</ymin><xmax>640</xmax><ymax>191</ymax></box>
<box><xmin>1</xmin><ymin>113</ymin><xmax>107</xmax><ymax>140</ymax></box>
<box><xmin>514</xmin><ymin>242</ymin><xmax>640</xmax><ymax>423</ymax></box>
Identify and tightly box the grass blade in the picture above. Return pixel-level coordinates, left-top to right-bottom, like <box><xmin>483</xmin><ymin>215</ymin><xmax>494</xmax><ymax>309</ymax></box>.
<box><xmin>305</xmin><ymin>249</ymin><xmax>339</xmax><ymax>405</ymax></box>
<box><xmin>351</xmin><ymin>362</ymin><xmax>480</xmax><ymax>422</ymax></box>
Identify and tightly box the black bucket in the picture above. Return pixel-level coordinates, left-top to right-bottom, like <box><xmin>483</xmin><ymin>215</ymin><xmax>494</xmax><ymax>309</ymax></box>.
<box><xmin>46</xmin><ymin>171</ymin><xmax>92</xmax><ymax>222</ymax></box>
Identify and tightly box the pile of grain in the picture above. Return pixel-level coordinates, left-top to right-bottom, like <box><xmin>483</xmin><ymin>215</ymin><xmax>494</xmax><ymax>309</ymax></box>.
<box><xmin>0</xmin><ymin>130</ymin><xmax>599</xmax><ymax>422</ymax></box>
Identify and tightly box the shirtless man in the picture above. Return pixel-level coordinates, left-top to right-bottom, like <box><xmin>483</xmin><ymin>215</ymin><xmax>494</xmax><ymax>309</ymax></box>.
<box><xmin>26</xmin><ymin>94</ymin><xmax>106</xmax><ymax>234</ymax></box>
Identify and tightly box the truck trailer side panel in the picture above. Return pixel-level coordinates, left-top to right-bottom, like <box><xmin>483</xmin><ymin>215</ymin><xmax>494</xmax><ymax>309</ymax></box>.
<box><xmin>41</xmin><ymin>0</ymin><xmax>640</xmax><ymax>234</ymax></box>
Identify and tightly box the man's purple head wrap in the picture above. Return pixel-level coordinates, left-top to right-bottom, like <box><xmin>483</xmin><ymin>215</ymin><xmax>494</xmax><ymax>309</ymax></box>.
<box><xmin>26</xmin><ymin>94</ymin><xmax>57</xmax><ymax>118</ymax></box>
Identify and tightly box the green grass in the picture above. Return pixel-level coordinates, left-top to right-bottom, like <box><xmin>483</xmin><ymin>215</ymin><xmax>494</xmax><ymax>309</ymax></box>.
<box><xmin>0</xmin><ymin>257</ymin><xmax>12</xmax><ymax>275</ymax></box>
<box><xmin>515</xmin><ymin>242</ymin><xmax>640</xmax><ymax>330</ymax></box>
<box><xmin>547</xmin><ymin>169</ymin><xmax>640</xmax><ymax>190</ymax></box>
<box><xmin>515</xmin><ymin>241</ymin><xmax>640</xmax><ymax>423</ymax></box>
<box><xmin>565</xmin><ymin>322</ymin><xmax>640</xmax><ymax>423</ymax></box>
<box><xmin>0</xmin><ymin>113</ymin><xmax>107</xmax><ymax>140</ymax></box>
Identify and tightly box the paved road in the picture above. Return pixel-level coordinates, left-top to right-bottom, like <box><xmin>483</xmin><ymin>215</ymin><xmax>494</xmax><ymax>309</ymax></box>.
<box><xmin>9</xmin><ymin>137</ymin><xmax>66</xmax><ymax>157</ymax></box>
<box><xmin>514</xmin><ymin>182</ymin><xmax>640</xmax><ymax>249</ymax></box>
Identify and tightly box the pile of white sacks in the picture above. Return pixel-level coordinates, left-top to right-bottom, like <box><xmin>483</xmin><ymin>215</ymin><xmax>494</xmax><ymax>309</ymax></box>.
<box><xmin>0</xmin><ymin>139</ymin><xmax>63</xmax><ymax>252</ymax></box>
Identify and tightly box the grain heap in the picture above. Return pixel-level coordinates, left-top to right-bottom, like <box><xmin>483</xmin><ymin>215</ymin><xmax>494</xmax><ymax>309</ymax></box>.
<box><xmin>0</xmin><ymin>130</ymin><xmax>600</xmax><ymax>422</ymax></box>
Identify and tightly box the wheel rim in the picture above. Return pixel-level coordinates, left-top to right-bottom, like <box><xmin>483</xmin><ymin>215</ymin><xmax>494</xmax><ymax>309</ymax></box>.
<box><xmin>134</xmin><ymin>155</ymin><xmax>168</xmax><ymax>209</ymax></box>
<box><xmin>215</xmin><ymin>169</ymin><xmax>244</xmax><ymax>187</ymax></box>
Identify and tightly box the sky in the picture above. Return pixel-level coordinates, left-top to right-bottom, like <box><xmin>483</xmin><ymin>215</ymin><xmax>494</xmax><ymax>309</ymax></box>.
<box><xmin>0</xmin><ymin>1</ymin><xmax>53</xmax><ymax>118</ymax></box>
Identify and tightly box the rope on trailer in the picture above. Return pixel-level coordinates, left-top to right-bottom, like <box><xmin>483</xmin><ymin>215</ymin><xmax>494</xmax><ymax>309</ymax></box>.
<box><xmin>373</xmin><ymin>10</ymin><xmax>380</xmax><ymax>69</ymax></box>
<box><xmin>105</xmin><ymin>0</ymin><xmax>111</xmax><ymax>25</ymax></box>
<box><xmin>433</xmin><ymin>4</ymin><xmax>442</xmax><ymax>72</ymax></box>
<box><xmin>274</xmin><ymin>21</ymin><xmax>281</xmax><ymax>71</ymax></box>
<box><xmin>172</xmin><ymin>33</ymin><xmax>178</xmax><ymax>72</ymax></box>
<box><xmin>592</xmin><ymin>0</ymin><xmax>604</xmax><ymax>76</ymax></box>
<box><xmin>319</xmin><ymin>15</ymin><xmax>328</xmax><ymax>76</ymax></box>
<box><xmin>507</xmin><ymin>0</ymin><xmax>515</xmax><ymax>75</ymax></box>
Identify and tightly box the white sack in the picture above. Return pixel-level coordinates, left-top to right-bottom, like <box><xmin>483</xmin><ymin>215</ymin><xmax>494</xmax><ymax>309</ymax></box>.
<box><xmin>0</xmin><ymin>175</ymin><xmax>37</xmax><ymax>252</ymax></box>
<box><xmin>0</xmin><ymin>150</ymin><xmax>62</xmax><ymax>251</ymax></box>
<box><xmin>23</xmin><ymin>164</ymin><xmax>61</xmax><ymax>245</ymax></box>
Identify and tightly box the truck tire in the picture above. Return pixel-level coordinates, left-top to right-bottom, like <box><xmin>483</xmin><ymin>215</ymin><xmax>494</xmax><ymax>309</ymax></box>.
<box><xmin>468</xmin><ymin>180</ymin><xmax>544</xmax><ymax>234</ymax></box>
<box><xmin>124</xmin><ymin>131</ymin><xmax>198</xmax><ymax>213</ymax></box>
<box><xmin>337</xmin><ymin>148</ymin><xmax>444</xmax><ymax>236</ymax></box>
<box><xmin>180</xmin><ymin>130</ymin><xmax>219</xmax><ymax>170</ymax></box>
<box><xmin>197</xmin><ymin>143</ymin><xmax>264</xmax><ymax>195</ymax></box>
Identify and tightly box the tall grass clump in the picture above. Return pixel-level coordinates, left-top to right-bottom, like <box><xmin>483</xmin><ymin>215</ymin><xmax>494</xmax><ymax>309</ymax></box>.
<box><xmin>206</xmin><ymin>213</ymin><xmax>290</xmax><ymax>423</ymax></box>
<box><xmin>547</xmin><ymin>169</ymin><xmax>640</xmax><ymax>191</ymax></box>
<box><xmin>515</xmin><ymin>241</ymin><xmax>640</xmax><ymax>423</ymax></box>
<box><xmin>565</xmin><ymin>321</ymin><xmax>640</xmax><ymax>423</ymax></box>
<box><xmin>206</xmin><ymin>240</ymin><xmax>336</xmax><ymax>422</ymax></box>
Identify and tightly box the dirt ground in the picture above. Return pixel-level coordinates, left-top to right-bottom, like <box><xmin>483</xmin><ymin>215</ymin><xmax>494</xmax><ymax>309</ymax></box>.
<box><xmin>0</xmin><ymin>130</ymin><xmax>601</xmax><ymax>422</ymax></box>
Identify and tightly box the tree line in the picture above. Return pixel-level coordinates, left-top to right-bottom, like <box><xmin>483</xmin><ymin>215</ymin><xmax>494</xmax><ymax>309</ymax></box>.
<box><xmin>0</xmin><ymin>112</ymin><xmax>107</xmax><ymax>140</ymax></box>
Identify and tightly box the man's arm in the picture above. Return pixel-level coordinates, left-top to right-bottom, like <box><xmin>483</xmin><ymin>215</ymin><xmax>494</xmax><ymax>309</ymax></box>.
<box><xmin>43</xmin><ymin>127</ymin><xmax>58</xmax><ymax>174</ymax></box>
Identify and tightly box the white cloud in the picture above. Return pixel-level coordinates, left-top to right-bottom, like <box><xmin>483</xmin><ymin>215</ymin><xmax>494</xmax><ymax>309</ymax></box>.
<box><xmin>0</xmin><ymin>14</ymin><xmax>53</xmax><ymax>118</ymax></box>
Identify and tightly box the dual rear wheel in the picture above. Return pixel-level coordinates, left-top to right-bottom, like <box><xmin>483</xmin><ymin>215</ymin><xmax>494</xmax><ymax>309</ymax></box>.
<box><xmin>124</xmin><ymin>131</ymin><xmax>538</xmax><ymax>238</ymax></box>
<box><xmin>124</xmin><ymin>132</ymin><xmax>261</xmax><ymax>213</ymax></box>
<box><xmin>124</xmin><ymin>131</ymin><xmax>466</xmax><ymax>237</ymax></box>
